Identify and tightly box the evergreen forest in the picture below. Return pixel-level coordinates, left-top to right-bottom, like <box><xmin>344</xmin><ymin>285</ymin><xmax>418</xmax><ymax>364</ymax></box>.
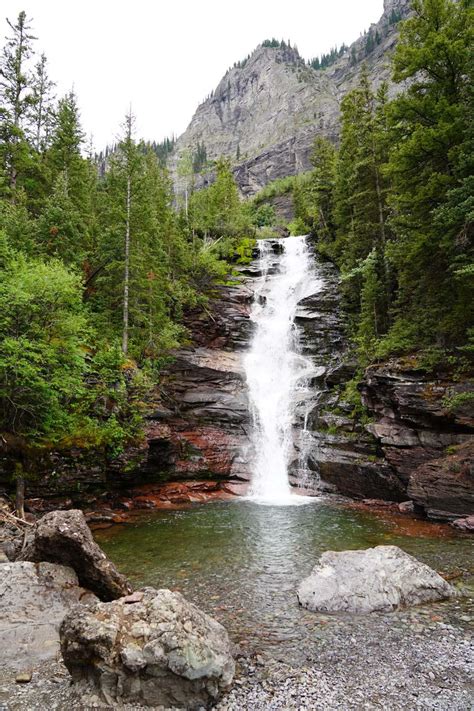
<box><xmin>0</xmin><ymin>0</ymin><xmax>472</xmax><ymax>489</ymax></box>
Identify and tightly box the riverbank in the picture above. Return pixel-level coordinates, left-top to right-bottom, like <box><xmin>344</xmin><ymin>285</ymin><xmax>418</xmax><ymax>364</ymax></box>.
<box><xmin>1</xmin><ymin>595</ymin><xmax>473</xmax><ymax>710</ymax></box>
<box><xmin>1</xmin><ymin>498</ymin><xmax>473</xmax><ymax>710</ymax></box>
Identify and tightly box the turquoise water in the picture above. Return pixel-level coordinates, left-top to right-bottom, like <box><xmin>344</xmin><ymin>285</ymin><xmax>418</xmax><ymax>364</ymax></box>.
<box><xmin>96</xmin><ymin>499</ymin><xmax>473</xmax><ymax>659</ymax></box>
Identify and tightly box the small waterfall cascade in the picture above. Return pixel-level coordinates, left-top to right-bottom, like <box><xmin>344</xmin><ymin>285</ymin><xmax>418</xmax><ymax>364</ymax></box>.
<box><xmin>244</xmin><ymin>236</ymin><xmax>321</xmax><ymax>504</ymax></box>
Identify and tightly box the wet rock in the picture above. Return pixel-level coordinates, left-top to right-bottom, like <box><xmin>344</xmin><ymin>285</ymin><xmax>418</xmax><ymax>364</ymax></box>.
<box><xmin>451</xmin><ymin>515</ymin><xmax>474</xmax><ymax>532</ymax></box>
<box><xmin>60</xmin><ymin>587</ymin><xmax>235</xmax><ymax>709</ymax></box>
<box><xmin>315</xmin><ymin>446</ymin><xmax>406</xmax><ymax>502</ymax></box>
<box><xmin>362</xmin><ymin>498</ymin><xmax>397</xmax><ymax>508</ymax></box>
<box><xmin>408</xmin><ymin>441</ymin><xmax>474</xmax><ymax>520</ymax></box>
<box><xmin>123</xmin><ymin>284</ymin><xmax>255</xmax><ymax>487</ymax></box>
<box><xmin>0</xmin><ymin>561</ymin><xmax>97</xmax><ymax>670</ymax></box>
<box><xmin>126</xmin><ymin>480</ymin><xmax>238</xmax><ymax>509</ymax></box>
<box><xmin>325</xmin><ymin>359</ymin><xmax>358</xmax><ymax>387</ymax></box>
<box><xmin>361</xmin><ymin>367</ymin><xmax>473</xmax><ymax>470</ymax></box>
<box><xmin>358</xmin><ymin>365</ymin><xmax>474</xmax><ymax>516</ymax></box>
<box><xmin>297</xmin><ymin>545</ymin><xmax>456</xmax><ymax>614</ymax></box>
<box><xmin>20</xmin><ymin>509</ymin><xmax>132</xmax><ymax>601</ymax></box>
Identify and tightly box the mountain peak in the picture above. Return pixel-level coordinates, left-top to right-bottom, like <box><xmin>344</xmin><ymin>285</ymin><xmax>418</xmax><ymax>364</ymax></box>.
<box><xmin>171</xmin><ymin>1</ymin><xmax>410</xmax><ymax>195</ymax></box>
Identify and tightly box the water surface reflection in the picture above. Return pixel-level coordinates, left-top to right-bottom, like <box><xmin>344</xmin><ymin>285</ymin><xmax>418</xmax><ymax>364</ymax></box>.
<box><xmin>96</xmin><ymin>500</ymin><xmax>473</xmax><ymax>659</ymax></box>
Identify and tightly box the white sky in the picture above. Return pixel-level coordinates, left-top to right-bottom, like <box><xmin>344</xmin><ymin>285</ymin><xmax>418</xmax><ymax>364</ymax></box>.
<box><xmin>2</xmin><ymin>0</ymin><xmax>384</xmax><ymax>150</ymax></box>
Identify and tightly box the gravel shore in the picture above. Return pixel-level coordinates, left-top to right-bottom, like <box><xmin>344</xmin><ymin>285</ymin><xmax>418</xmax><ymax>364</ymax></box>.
<box><xmin>1</xmin><ymin>597</ymin><xmax>473</xmax><ymax>711</ymax></box>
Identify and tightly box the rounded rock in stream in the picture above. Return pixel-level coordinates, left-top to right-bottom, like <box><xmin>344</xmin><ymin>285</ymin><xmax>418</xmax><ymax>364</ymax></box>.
<box><xmin>297</xmin><ymin>545</ymin><xmax>456</xmax><ymax>614</ymax></box>
<box><xmin>60</xmin><ymin>587</ymin><xmax>235</xmax><ymax>709</ymax></box>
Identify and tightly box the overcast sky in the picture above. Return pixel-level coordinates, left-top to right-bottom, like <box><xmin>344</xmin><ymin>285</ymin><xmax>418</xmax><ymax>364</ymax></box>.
<box><xmin>2</xmin><ymin>0</ymin><xmax>384</xmax><ymax>150</ymax></box>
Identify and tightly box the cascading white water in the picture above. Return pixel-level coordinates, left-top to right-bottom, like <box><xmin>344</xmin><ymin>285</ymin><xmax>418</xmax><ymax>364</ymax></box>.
<box><xmin>244</xmin><ymin>236</ymin><xmax>320</xmax><ymax>504</ymax></box>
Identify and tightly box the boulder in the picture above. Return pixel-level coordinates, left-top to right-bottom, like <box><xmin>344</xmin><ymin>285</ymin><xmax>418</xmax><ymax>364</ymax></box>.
<box><xmin>297</xmin><ymin>545</ymin><xmax>456</xmax><ymax>614</ymax></box>
<box><xmin>20</xmin><ymin>509</ymin><xmax>132</xmax><ymax>601</ymax></box>
<box><xmin>0</xmin><ymin>561</ymin><xmax>97</xmax><ymax>669</ymax></box>
<box><xmin>60</xmin><ymin>587</ymin><xmax>235</xmax><ymax>709</ymax></box>
<box><xmin>451</xmin><ymin>515</ymin><xmax>474</xmax><ymax>532</ymax></box>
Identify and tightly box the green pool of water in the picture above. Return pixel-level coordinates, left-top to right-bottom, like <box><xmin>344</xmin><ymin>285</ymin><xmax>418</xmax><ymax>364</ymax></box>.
<box><xmin>95</xmin><ymin>499</ymin><xmax>473</xmax><ymax>660</ymax></box>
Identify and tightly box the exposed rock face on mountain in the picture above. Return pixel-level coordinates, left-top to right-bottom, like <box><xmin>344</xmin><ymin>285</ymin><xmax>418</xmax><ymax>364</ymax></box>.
<box><xmin>171</xmin><ymin>0</ymin><xmax>411</xmax><ymax>195</ymax></box>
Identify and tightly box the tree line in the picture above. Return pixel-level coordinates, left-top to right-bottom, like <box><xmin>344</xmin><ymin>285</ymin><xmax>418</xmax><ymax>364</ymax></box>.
<box><xmin>293</xmin><ymin>0</ymin><xmax>472</xmax><ymax>369</ymax></box>
<box><xmin>0</xmin><ymin>11</ymin><xmax>255</xmax><ymax>510</ymax></box>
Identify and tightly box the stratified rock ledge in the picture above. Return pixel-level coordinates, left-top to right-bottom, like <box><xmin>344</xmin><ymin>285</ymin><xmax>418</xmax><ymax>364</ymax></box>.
<box><xmin>60</xmin><ymin>587</ymin><xmax>235</xmax><ymax>709</ymax></box>
<box><xmin>297</xmin><ymin>545</ymin><xmax>456</xmax><ymax>614</ymax></box>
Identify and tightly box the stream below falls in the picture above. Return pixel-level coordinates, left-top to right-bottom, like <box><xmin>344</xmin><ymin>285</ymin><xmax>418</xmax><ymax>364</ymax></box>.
<box><xmin>96</xmin><ymin>500</ymin><xmax>474</xmax><ymax>665</ymax></box>
<box><xmin>97</xmin><ymin>236</ymin><xmax>473</xmax><ymax>670</ymax></box>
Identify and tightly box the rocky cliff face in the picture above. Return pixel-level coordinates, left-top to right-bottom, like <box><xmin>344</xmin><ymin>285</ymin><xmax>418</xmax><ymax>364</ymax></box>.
<box><xmin>1</xmin><ymin>238</ymin><xmax>471</xmax><ymax>522</ymax></box>
<box><xmin>171</xmin><ymin>0</ymin><xmax>411</xmax><ymax>195</ymax></box>
<box><xmin>135</xmin><ymin>246</ymin><xmax>474</xmax><ymax>522</ymax></box>
<box><xmin>137</xmin><ymin>282</ymin><xmax>254</xmax><ymax>487</ymax></box>
<box><xmin>361</xmin><ymin>365</ymin><xmax>474</xmax><ymax>519</ymax></box>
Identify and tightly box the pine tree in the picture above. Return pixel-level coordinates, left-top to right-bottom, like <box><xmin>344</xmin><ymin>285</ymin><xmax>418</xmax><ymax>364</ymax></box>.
<box><xmin>117</xmin><ymin>109</ymin><xmax>137</xmax><ymax>356</ymax></box>
<box><xmin>330</xmin><ymin>67</ymin><xmax>392</xmax><ymax>337</ymax></box>
<box><xmin>29</xmin><ymin>53</ymin><xmax>56</xmax><ymax>151</ymax></box>
<box><xmin>47</xmin><ymin>91</ymin><xmax>85</xmax><ymax>188</ymax></box>
<box><xmin>334</xmin><ymin>68</ymin><xmax>390</xmax><ymax>265</ymax></box>
<box><xmin>0</xmin><ymin>11</ymin><xmax>37</xmax><ymax>194</ymax></box>
<box><xmin>36</xmin><ymin>172</ymin><xmax>87</xmax><ymax>264</ymax></box>
<box><xmin>308</xmin><ymin>136</ymin><xmax>337</xmax><ymax>242</ymax></box>
<box><xmin>365</xmin><ymin>29</ymin><xmax>375</xmax><ymax>55</ymax></box>
<box><xmin>177</xmin><ymin>149</ymin><xmax>193</xmax><ymax>217</ymax></box>
<box><xmin>42</xmin><ymin>91</ymin><xmax>95</xmax><ymax>265</ymax></box>
<box><xmin>385</xmin><ymin>0</ymin><xmax>473</xmax><ymax>350</ymax></box>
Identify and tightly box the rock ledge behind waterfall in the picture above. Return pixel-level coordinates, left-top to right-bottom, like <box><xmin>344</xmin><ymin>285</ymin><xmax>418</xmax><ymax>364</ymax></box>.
<box><xmin>297</xmin><ymin>545</ymin><xmax>456</xmax><ymax>614</ymax></box>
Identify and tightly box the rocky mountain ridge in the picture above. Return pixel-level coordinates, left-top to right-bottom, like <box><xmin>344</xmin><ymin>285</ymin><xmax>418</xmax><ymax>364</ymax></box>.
<box><xmin>171</xmin><ymin>0</ymin><xmax>411</xmax><ymax>195</ymax></box>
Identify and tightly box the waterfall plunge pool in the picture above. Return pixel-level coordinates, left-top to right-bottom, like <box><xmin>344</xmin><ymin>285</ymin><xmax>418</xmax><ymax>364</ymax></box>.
<box><xmin>96</xmin><ymin>237</ymin><xmax>473</xmax><ymax>669</ymax></box>
<box><xmin>95</xmin><ymin>499</ymin><xmax>474</xmax><ymax>664</ymax></box>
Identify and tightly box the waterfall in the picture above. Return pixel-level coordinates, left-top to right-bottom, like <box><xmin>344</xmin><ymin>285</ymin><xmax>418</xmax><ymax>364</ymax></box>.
<box><xmin>244</xmin><ymin>236</ymin><xmax>321</xmax><ymax>504</ymax></box>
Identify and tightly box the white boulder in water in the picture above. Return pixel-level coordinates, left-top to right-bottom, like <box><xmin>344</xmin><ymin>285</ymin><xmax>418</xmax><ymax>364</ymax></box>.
<box><xmin>297</xmin><ymin>545</ymin><xmax>456</xmax><ymax>614</ymax></box>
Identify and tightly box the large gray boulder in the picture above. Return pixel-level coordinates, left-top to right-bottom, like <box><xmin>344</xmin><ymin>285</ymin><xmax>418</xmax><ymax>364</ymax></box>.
<box><xmin>60</xmin><ymin>587</ymin><xmax>235</xmax><ymax>709</ymax></box>
<box><xmin>297</xmin><ymin>545</ymin><xmax>456</xmax><ymax>614</ymax></box>
<box><xmin>19</xmin><ymin>509</ymin><xmax>132</xmax><ymax>601</ymax></box>
<box><xmin>0</xmin><ymin>561</ymin><xmax>97</xmax><ymax>669</ymax></box>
